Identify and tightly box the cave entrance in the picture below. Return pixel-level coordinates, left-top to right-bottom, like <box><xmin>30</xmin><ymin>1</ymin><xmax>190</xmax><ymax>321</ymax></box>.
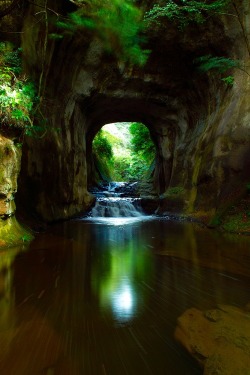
<box><xmin>90</xmin><ymin>122</ymin><xmax>156</xmax><ymax>186</ymax></box>
<box><xmin>88</xmin><ymin>122</ymin><xmax>157</xmax><ymax>217</ymax></box>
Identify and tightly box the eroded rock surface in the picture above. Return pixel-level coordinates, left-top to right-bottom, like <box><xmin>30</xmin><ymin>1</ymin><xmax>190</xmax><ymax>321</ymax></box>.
<box><xmin>13</xmin><ymin>0</ymin><xmax>250</xmax><ymax>226</ymax></box>
<box><xmin>175</xmin><ymin>304</ymin><xmax>250</xmax><ymax>375</ymax></box>
<box><xmin>0</xmin><ymin>135</ymin><xmax>26</xmax><ymax>247</ymax></box>
<box><xmin>0</xmin><ymin>135</ymin><xmax>20</xmax><ymax>218</ymax></box>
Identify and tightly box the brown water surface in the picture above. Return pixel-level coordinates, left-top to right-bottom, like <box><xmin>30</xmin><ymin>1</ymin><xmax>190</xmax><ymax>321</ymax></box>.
<box><xmin>1</xmin><ymin>216</ymin><xmax>250</xmax><ymax>374</ymax></box>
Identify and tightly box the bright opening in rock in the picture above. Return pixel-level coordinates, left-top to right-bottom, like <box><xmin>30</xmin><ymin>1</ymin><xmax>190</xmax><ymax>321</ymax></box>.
<box><xmin>92</xmin><ymin>122</ymin><xmax>156</xmax><ymax>183</ymax></box>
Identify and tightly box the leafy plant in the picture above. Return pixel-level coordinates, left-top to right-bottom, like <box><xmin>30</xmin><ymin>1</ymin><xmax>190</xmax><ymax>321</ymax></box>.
<box><xmin>221</xmin><ymin>75</ymin><xmax>234</xmax><ymax>85</ymax></box>
<box><xmin>144</xmin><ymin>0</ymin><xmax>231</xmax><ymax>29</ymax></box>
<box><xmin>129</xmin><ymin>122</ymin><xmax>155</xmax><ymax>165</ymax></box>
<box><xmin>195</xmin><ymin>54</ymin><xmax>240</xmax><ymax>73</ymax></box>
<box><xmin>21</xmin><ymin>234</ymin><xmax>32</xmax><ymax>242</ymax></box>
<box><xmin>194</xmin><ymin>54</ymin><xmax>241</xmax><ymax>85</ymax></box>
<box><xmin>92</xmin><ymin>122</ymin><xmax>156</xmax><ymax>182</ymax></box>
<box><xmin>92</xmin><ymin>129</ymin><xmax>113</xmax><ymax>160</ymax></box>
<box><xmin>57</xmin><ymin>0</ymin><xmax>150</xmax><ymax>65</ymax></box>
<box><xmin>0</xmin><ymin>42</ymin><xmax>37</xmax><ymax>134</ymax></box>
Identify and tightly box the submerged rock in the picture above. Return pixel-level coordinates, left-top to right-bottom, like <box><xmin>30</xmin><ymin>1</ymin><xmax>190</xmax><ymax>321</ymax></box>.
<box><xmin>175</xmin><ymin>304</ymin><xmax>250</xmax><ymax>375</ymax></box>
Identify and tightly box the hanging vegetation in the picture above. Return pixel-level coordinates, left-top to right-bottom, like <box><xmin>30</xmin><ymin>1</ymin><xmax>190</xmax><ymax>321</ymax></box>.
<box><xmin>0</xmin><ymin>42</ymin><xmax>37</xmax><ymax>135</ymax></box>
<box><xmin>56</xmin><ymin>0</ymin><xmax>150</xmax><ymax>66</ymax></box>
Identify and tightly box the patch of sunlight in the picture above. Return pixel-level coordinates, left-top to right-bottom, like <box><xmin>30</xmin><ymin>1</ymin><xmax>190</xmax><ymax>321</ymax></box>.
<box><xmin>102</xmin><ymin>122</ymin><xmax>132</xmax><ymax>156</ymax></box>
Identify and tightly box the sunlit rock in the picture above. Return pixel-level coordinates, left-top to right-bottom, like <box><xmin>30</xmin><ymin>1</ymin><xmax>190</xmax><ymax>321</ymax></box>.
<box><xmin>175</xmin><ymin>304</ymin><xmax>250</xmax><ymax>375</ymax></box>
<box><xmin>0</xmin><ymin>135</ymin><xmax>20</xmax><ymax>217</ymax></box>
<box><xmin>0</xmin><ymin>136</ymin><xmax>32</xmax><ymax>247</ymax></box>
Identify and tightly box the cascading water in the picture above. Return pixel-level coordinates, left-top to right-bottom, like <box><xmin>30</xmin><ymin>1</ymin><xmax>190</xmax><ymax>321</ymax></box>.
<box><xmin>91</xmin><ymin>197</ymin><xmax>142</xmax><ymax>217</ymax></box>
<box><xmin>89</xmin><ymin>182</ymin><xmax>143</xmax><ymax>218</ymax></box>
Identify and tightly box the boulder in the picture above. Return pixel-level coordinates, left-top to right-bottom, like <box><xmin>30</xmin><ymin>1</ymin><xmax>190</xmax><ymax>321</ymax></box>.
<box><xmin>175</xmin><ymin>304</ymin><xmax>250</xmax><ymax>374</ymax></box>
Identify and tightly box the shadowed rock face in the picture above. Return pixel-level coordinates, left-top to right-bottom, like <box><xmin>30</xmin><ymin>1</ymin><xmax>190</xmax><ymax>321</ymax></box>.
<box><xmin>14</xmin><ymin>0</ymin><xmax>250</xmax><ymax>222</ymax></box>
<box><xmin>175</xmin><ymin>304</ymin><xmax>250</xmax><ymax>375</ymax></box>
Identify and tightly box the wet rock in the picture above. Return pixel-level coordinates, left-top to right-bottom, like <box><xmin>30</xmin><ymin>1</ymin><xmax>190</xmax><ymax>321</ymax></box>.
<box><xmin>0</xmin><ymin>135</ymin><xmax>21</xmax><ymax>218</ymax></box>
<box><xmin>0</xmin><ymin>135</ymin><xmax>31</xmax><ymax>247</ymax></box>
<box><xmin>175</xmin><ymin>304</ymin><xmax>250</xmax><ymax>375</ymax></box>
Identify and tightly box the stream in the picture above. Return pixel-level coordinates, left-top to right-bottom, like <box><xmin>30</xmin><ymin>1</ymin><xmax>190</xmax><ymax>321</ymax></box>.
<box><xmin>1</xmin><ymin>183</ymin><xmax>250</xmax><ymax>374</ymax></box>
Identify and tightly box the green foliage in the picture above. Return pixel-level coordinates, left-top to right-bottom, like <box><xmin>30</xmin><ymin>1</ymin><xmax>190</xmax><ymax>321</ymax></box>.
<box><xmin>1</xmin><ymin>44</ymin><xmax>22</xmax><ymax>75</ymax></box>
<box><xmin>129</xmin><ymin>122</ymin><xmax>155</xmax><ymax>165</ymax></box>
<box><xmin>195</xmin><ymin>54</ymin><xmax>240</xmax><ymax>73</ymax></box>
<box><xmin>0</xmin><ymin>42</ymin><xmax>37</xmax><ymax>134</ymax></box>
<box><xmin>21</xmin><ymin>233</ymin><xmax>33</xmax><ymax>242</ymax></box>
<box><xmin>222</xmin><ymin>212</ymin><xmax>250</xmax><ymax>233</ymax></box>
<box><xmin>92</xmin><ymin>122</ymin><xmax>156</xmax><ymax>182</ymax></box>
<box><xmin>112</xmin><ymin>155</ymin><xmax>132</xmax><ymax>181</ymax></box>
<box><xmin>92</xmin><ymin>130</ymin><xmax>114</xmax><ymax>181</ymax></box>
<box><xmin>57</xmin><ymin>0</ymin><xmax>149</xmax><ymax>65</ymax></box>
<box><xmin>195</xmin><ymin>54</ymin><xmax>240</xmax><ymax>86</ymax></box>
<box><xmin>92</xmin><ymin>129</ymin><xmax>113</xmax><ymax>160</ymax></box>
<box><xmin>110</xmin><ymin>122</ymin><xmax>155</xmax><ymax>181</ymax></box>
<box><xmin>144</xmin><ymin>0</ymin><xmax>230</xmax><ymax>28</ymax></box>
<box><xmin>221</xmin><ymin>75</ymin><xmax>234</xmax><ymax>85</ymax></box>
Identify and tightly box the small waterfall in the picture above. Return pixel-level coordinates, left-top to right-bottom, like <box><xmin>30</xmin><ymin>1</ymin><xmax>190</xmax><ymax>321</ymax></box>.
<box><xmin>89</xmin><ymin>182</ymin><xmax>143</xmax><ymax>218</ymax></box>
<box><xmin>91</xmin><ymin>198</ymin><xmax>142</xmax><ymax>218</ymax></box>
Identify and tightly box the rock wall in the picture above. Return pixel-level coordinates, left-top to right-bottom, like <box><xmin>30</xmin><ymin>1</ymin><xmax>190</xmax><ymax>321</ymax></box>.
<box><xmin>0</xmin><ymin>136</ymin><xmax>20</xmax><ymax>219</ymax></box>
<box><xmin>16</xmin><ymin>0</ymin><xmax>250</xmax><ymax>225</ymax></box>
<box><xmin>0</xmin><ymin>135</ymin><xmax>32</xmax><ymax>246</ymax></box>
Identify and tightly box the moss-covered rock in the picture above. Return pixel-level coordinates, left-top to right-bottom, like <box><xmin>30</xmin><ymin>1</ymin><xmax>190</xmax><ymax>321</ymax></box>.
<box><xmin>0</xmin><ymin>217</ymin><xmax>34</xmax><ymax>248</ymax></box>
<box><xmin>0</xmin><ymin>135</ymin><xmax>33</xmax><ymax>247</ymax></box>
<box><xmin>0</xmin><ymin>135</ymin><xmax>21</xmax><ymax>217</ymax></box>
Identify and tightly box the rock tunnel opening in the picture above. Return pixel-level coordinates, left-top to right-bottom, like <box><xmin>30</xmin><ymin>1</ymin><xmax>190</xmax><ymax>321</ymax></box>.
<box><xmin>83</xmin><ymin>94</ymin><xmax>178</xmax><ymax>203</ymax></box>
<box><xmin>89</xmin><ymin>121</ymin><xmax>156</xmax><ymax>190</ymax></box>
<box><xmin>10</xmin><ymin>0</ymin><xmax>249</xmax><ymax>227</ymax></box>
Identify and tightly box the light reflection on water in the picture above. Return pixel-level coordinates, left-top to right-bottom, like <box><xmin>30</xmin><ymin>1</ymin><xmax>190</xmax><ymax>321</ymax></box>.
<box><xmin>88</xmin><ymin>217</ymin><xmax>153</xmax><ymax>326</ymax></box>
<box><xmin>1</xmin><ymin>217</ymin><xmax>250</xmax><ymax>374</ymax></box>
<box><xmin>110</xmin><ymin>279</ymin><xmax>135</xmax><ymax>322</ymax></box>
<box><xmin>82</xmin><ymin>215</ymin><xmax>153</xmax><ymax>226</ymax></box>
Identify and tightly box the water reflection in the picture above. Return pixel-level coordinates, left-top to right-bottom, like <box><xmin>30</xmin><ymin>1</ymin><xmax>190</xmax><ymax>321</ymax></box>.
<box><xmin>89</xmin><ymin>220</ymin><xmax>153</xmax><ymax>324</ymax></box>
<box><xmin>84</xmin><ymin>216</ymin><xmax>151</xmax><ymax>226</ymax></box>
<box><xmin>0</xmin><ymin>218</ymin><xmax>250</xmax><ymax>374</ymax></box>
<box><xmin>0</xmin><ymin>248</ymin><xmax>18</xmax><ymax>356</ymax></box>
<box><xmin>0</xmin><ymin>245</ymin><xmax>73</xmax><ymax>375</ymax></box>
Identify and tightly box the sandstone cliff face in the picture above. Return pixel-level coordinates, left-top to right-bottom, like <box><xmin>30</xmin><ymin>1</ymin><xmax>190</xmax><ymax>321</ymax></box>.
<box><xmin>0</xmin><ymin>136</ymin><xmax>20</xmax><ymax>218</ymax></box>
<box><xmin>0</xmin><ymin>135</ymin><xmax>31</xmax><ymax>246</ymax></box>
<box><xmin>16</xmin><ymin>0</ymin><xmax>250</xmax><ymax>224</ymax></box>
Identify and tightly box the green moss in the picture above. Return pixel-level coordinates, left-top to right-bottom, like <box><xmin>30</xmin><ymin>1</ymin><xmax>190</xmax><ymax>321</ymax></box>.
<box><xmin>187</xmin><ymin>156</ymin><xmax>202</xmax><ymax>213</ymax></box>
<box><xmin>222</xmin><ymin>213</ymin><xmax>250</xmax><ymax>233</ymax></box>
<box><xmin>93</xmin><ymin>154</ymin><xmax>112</xmax><ymax>183</ymax></box>
<box><xmin>163</xmin><ymin>186</ymin><xmax>185</xmax><ymax>198</ymax></box>
<box><xmin>208</xmin><ymin>214</ymin><xmax>221</xmax><ymax>227</ymax></box>
<box><xmin>0</xmin><ymin>217</ymin><xmax>34</xmax><ymax>248</ymax></box>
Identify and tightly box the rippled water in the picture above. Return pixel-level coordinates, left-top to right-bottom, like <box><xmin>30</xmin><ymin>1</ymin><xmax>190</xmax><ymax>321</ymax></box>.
<box><xmin>1</xmin><ymin>217</ymin><xmax>250</xmax><ymax>374</ymax></box>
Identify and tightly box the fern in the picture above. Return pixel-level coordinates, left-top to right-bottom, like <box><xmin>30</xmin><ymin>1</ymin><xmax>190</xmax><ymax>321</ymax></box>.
<box><xmin>195</xmin><ymin>55</ymin><xmax>240</xmax><ymax>73</ymax></box>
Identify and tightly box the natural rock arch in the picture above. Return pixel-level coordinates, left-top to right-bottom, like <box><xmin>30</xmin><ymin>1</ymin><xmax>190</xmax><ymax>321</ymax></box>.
<box><xmin>15</xmin><ymin>0</ymin><xmax>250</xmax><ymax>227</ymax></box>
<box><xmin>84</xmin><ymin>96</ymin><xmax>173</xmax><ymax>192</ymax></box>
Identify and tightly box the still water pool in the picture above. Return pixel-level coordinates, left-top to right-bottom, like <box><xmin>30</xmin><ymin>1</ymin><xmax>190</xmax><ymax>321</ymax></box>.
<box><xmin>1</xmin><ymin>216</ymin><xmax>250</xmax><ymax>374</ymax></box>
